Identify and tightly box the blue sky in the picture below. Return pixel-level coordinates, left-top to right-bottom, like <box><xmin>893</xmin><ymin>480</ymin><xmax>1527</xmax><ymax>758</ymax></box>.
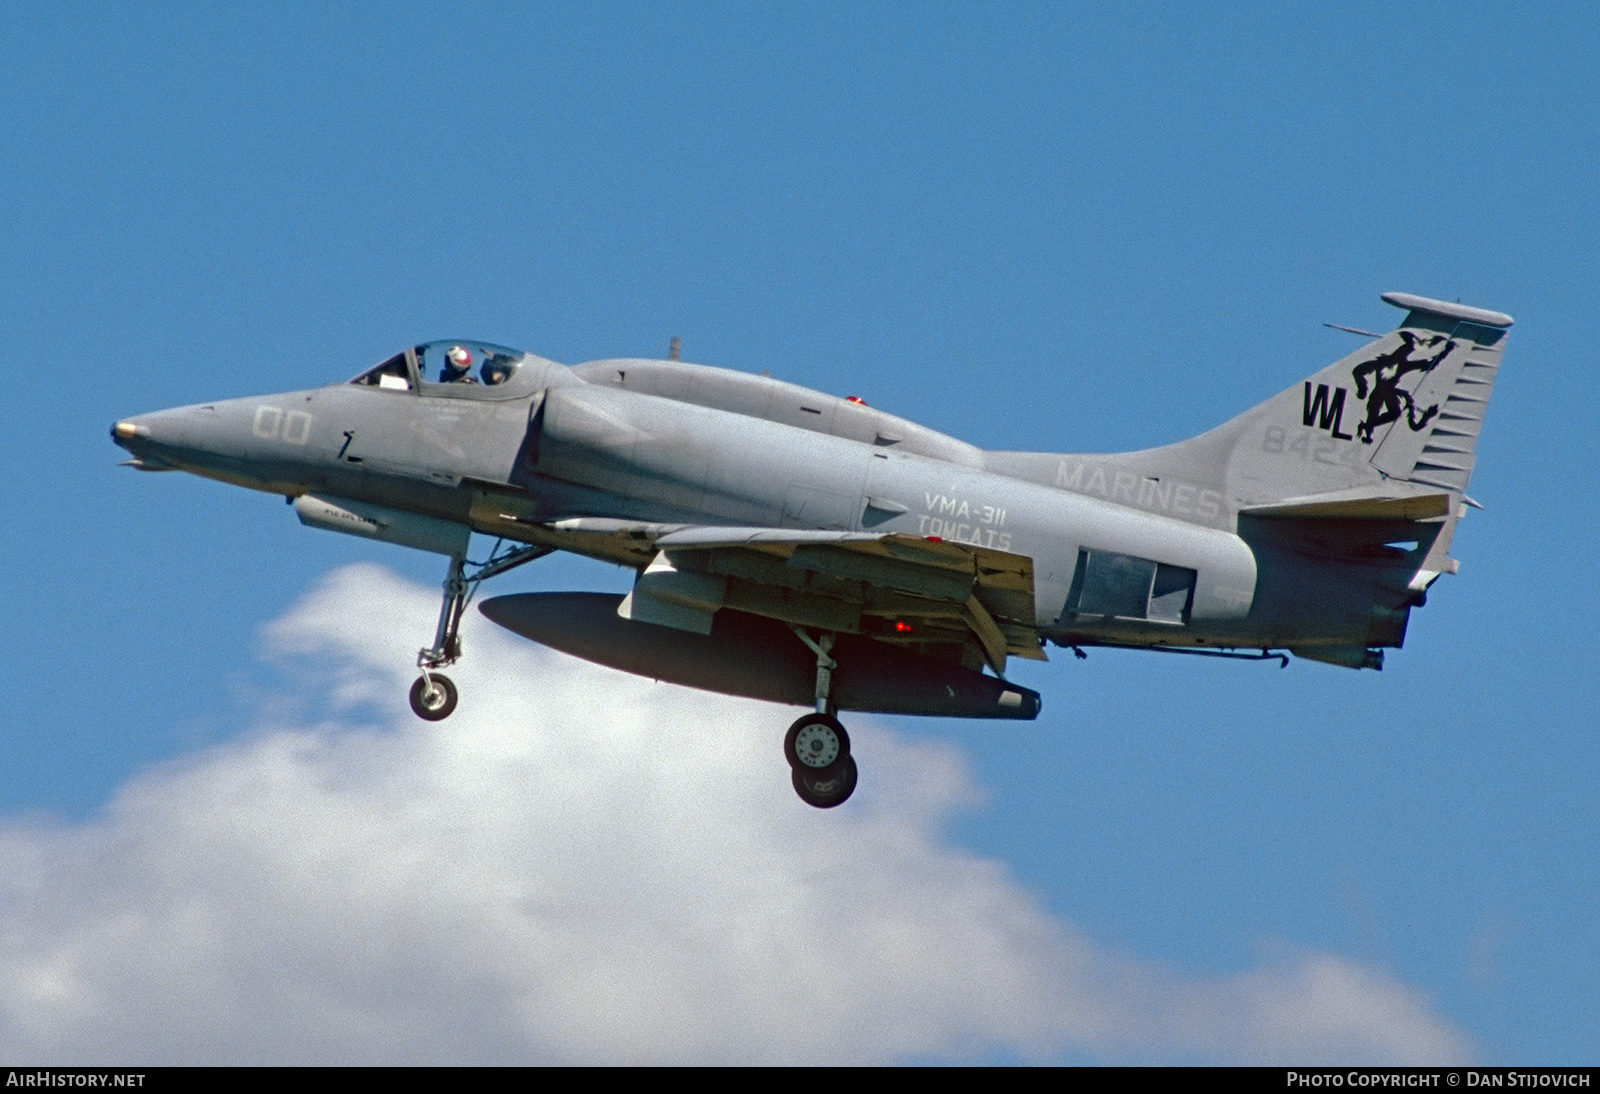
<box><xmin>2</xmin><ymin>1</ymin><xmax>1595</xmax><ymax>1064</ymax></box>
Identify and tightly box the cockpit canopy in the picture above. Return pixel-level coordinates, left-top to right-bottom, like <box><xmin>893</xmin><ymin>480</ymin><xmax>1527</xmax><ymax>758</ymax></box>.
<box><xmin>352</xmin><ymin>341</ymin><xmax>534</xmax><ymax>397</ymax></box>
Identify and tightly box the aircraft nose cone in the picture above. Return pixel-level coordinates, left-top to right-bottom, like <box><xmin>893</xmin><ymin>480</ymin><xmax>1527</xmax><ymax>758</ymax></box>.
<box><xmin>110</xmin><ymin>406</ymin><xmax>201</xmax><ymax>452</ymax></box>
<box><xmin>110</xmin><ymin>410</ymin><xmax>189</xmax><ymax>470</ymax></box>
<box><xmin>111</xmin><ymin>419</ymin><xmax>148</xmax><ymax>446</ymax></box>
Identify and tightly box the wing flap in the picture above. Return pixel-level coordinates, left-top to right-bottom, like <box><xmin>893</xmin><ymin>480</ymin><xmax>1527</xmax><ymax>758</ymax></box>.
<box><xmin>647</xmin><ymin>528</ymin><xmax>1044</xmax><ymax>671</ymax></box>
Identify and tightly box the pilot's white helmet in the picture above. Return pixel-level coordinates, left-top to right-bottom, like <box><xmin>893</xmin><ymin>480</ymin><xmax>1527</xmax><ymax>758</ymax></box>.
<box><xmin>446</xmin><ymin>345</ymin><xmax>472</xmax><ymax>370</ymax></box>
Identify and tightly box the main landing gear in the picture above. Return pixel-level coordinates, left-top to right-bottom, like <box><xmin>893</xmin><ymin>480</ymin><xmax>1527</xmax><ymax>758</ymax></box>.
<box><xmin>784</xmin><ymin>631</ymin><xmax>859</xmax><ymax>808</ymax></box>
<box><xmin>409</xmin><ymin>542</ymin><xmax>552</xmax><ymax>721</ymax></box>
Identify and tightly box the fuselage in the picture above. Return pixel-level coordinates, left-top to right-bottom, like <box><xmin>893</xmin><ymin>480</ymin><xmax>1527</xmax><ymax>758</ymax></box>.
<box><xmin>113</xmin><ymin>343</ymin><xmax>1428</xmax><ymax>661</ymax></box>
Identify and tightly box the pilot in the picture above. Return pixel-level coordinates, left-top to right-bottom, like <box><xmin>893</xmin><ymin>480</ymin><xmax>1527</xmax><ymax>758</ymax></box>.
<box><xmin>481</xmin><ymin>352</ymin><xmax>513</xmax><ymax>385</ymax></box>
<box><xmin>441</xmin><ymin>345</ymin><xmax>476</xmax><ymax>383</ymax></box>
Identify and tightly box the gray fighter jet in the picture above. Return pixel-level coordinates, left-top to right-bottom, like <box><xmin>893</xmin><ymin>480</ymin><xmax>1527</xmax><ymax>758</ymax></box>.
<box><xmin>112</xmin><ymin>292</ymin><xmax>1512</xmax><ymax>807</ymax></box>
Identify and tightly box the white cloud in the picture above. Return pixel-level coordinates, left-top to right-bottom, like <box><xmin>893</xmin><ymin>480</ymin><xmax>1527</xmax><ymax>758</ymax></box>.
<box><xmin>0</xmin><ymin>565</ymin><xmax>1474</xmax><ymax>1064</ymax></box>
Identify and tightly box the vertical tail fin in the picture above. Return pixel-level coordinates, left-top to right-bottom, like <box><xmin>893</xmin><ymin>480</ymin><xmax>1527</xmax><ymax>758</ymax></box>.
<box><xmin>1212</xmin><ymin>292</ymin><xmax>1513</xmax><ymax>511</ymax></box>
<box><xmin>985</xmin><ymin>292</ymin><xmax>1512</xmax><ymax>527</ymax></box>
<box><xmin>1362</xmin><ymin>292</ymin><xmax>1512</xmax><ymax>493</ymax></box>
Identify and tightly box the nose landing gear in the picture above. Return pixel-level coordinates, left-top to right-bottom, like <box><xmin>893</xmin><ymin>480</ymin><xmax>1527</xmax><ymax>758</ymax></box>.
<box><xmin>409</xmin><ymin>673</ymin><xmax>458</xmax><ymax>721</ymax></box>
<box><xmin>409</xmin><ymin>541</ymin><xmax>552</xmax><ymax>721</ymax></box>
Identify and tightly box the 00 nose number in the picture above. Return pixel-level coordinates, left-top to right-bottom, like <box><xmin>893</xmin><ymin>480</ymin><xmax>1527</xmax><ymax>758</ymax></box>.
<box><xmin>253</xmin><ymin>405</ymin><xmax>313</xmax><ymax>445</ymax></box>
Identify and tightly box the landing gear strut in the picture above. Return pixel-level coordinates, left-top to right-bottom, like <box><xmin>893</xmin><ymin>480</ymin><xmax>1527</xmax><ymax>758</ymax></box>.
<box><xmin>785</xmin><ymin>631</ymin><xmax>858</xmax><ymax>808</ymax></box>
<box><xmin>409</xmin><ymin>541</ymin><xmax>552</xmax><ymax>721</ymax></box>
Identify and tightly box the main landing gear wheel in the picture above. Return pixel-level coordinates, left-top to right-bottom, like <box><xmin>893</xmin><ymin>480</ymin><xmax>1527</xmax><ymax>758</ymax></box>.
<box><xmin>784</xmin><ymin>712</ymin><xmax>856</xmax><ymax>808</ymax></box>
<box><xmin>784</xmin><ymin>713</ymin><xmax>851</xmax><ymax>776</ymax></box>
<box><xmin>792</xmin><ymin>754</ymin><xmax>858</xmax><ymax>809</ymax></box>
<box><xmin>409</xmin><ymin>673</ymin><xmax>458</xmax><ymax>721</ymax></box>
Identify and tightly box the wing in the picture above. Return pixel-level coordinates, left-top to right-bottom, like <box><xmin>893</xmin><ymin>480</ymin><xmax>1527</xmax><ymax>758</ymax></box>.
<box><xmin>615</xmin><ymin>526</ymin><xmax>1046</xmax><ymax>675</ymax></box>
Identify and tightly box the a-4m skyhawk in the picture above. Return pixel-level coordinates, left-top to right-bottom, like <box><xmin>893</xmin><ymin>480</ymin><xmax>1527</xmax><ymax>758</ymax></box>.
<box><xmin>112</xmin><ymin>292</ymin><xmax>1512</xmax><ymax>807</ymax></box>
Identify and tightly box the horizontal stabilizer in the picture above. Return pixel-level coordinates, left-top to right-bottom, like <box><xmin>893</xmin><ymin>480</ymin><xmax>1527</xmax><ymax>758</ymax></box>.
<box><xmin>1241</xmin><ymin>491</ymin><xmax>1455</xmax><ymax>521</ymax></box>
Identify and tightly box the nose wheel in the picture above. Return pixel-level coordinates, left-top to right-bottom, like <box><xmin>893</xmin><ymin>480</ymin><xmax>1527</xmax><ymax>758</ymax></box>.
<box><xmin>409</xmin><ymin>673</ymin><xmax>458</xmax><ymax>721</ymax></box>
